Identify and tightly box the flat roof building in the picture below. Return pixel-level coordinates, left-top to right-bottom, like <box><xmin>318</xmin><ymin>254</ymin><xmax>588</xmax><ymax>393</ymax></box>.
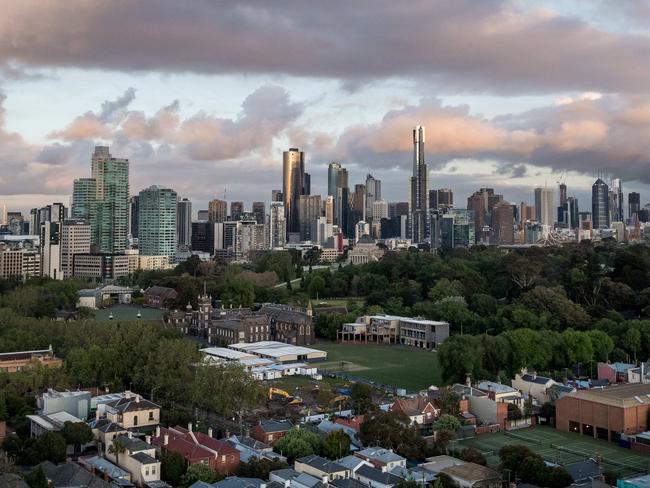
<box><xmin>556</xmin><ymin>383</ymin><xmax>650</xmax><ymax>442</ymax></box>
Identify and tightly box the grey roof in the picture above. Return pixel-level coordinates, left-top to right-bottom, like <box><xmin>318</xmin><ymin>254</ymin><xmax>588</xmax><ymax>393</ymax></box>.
<box><xmin>107</xmin><ymin>395</ymin><xmax>160</xmax><ymax>413</ymax></box>
<box><xmin>114</xmin><ymin>434</ymin><xmax>152</xmax><ymax>453</ymax></box>
<box><xmin>131</xmin><ymin>451</ymin><xmax>158</xmax><ymax>465</ymax></box>
<box><xmin>260</xmin><ymin>419</ymin><xmax>293</xmax><ymax>433</ymax></box>
<box><xmin>337</xmin><ymin>455</ymin><xmax>369</xmax><ymax>472</ymax></box>
<box><xmin>297</xmin><ymin>454</ymin><xmax>348</xmax><ymax>474</ymax></box>
<box><xmin>146</xmin><ymin>482</ymin><xmax>173</xmax><ymax>488</ymax></box>
<box><xmin>294</xmin><ymin>472</ymin><xmax>325</xmax><ymax>488</ymax></box>
<box><xmin>331</xmin><ymin>479</ymin><xmax>369</xmax><ymax>488</ymax></box>
<box><xmin>0</xmin><ymin>473</ymin><xmax>29</xmax><ymax>488</ymax></box>
<box><xmin>356</xmin><ymin>464</ymin><xmax>402</xmax><ymax>486</ymax></box>
<box><xmin>564</xmin><ymin>460</ymin><xmax>601</xmax><ymax>482</ymax></box>
<box><xmin>39</xmin><ymin>461</ymin><xmax>113</xmax><ymax>488</ymax></box>
<box><xmin>260</xmin><ymin>305</ymin><xmax>312</xmax><ymax>325</ymax></box>
<box><xmin>212</xmin><ymin>477</ymin><xmax>266</xmax><ymax>488</ymax></box>
<box><xmin>270</xmin><ymin>468</ymin><xmax>299</xmax><ymax>481</ymax></box>
<box><xmin>548</xmin><ymin>383</ymin><xmax>575</xmax><ymax>393</ymax></box>
<box><xmin>521</xmin><ymin>374</ymin><xmax>553</xmax><ymax>385</ymax></box>
<box><xmin>356</xmin><ymin>447</ymin><xmax>405</xmax><ymax>464</ymax></box>
<box><xmin>188</xmin><ymin>482</ymin><xmax>215</xmax><ymax>488</ymax></box>
<box><xmin>89</xmin><ymin>417</ymin><xmax>127</xmax><ymax>433</ymax></box>
<box><xmin>389</xmin><ymin>466</ymin><xmax>437</xmax><ymax>482</ymax></box>
<box><xmin>237</xmin><ymin>436</ymin><xmax>272</xmax><ymax>450</ymax></box>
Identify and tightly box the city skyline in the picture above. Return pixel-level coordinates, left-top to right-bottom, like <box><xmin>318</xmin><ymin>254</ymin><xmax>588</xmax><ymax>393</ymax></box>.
<box><xmin>1</xmin><ymin>2</ymin><xmax>650</xmax><ymax>213</ymax></box>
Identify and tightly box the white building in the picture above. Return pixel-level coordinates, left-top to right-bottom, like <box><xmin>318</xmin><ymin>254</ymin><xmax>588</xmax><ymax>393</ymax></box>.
<box><xmin>61</xmin><ymin>219</ymin><xmax>91</xmax><ymax>279</ymax></box>
<box><xmin>270</xmin><ymin>202</ymin><xmax>287</xmax><ymax>249</ymax></box>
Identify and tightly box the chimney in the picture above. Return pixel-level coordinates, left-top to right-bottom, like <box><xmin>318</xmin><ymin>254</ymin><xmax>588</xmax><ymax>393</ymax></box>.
<box><xmin>135</xmin><ymin>394</ymin><xmax>140</xmax><ymax>403</ymax></box>
<box><xmin>145</xmin><ymin>435</ymin><xmax>151</xmax><ymax>445</ymax></box>
<box><xmin>208</xmin><ymin>427</ymin><xmax>213</xmax><ymax>438</ymax></box>
<box><xmin>125</xmin><ymin>391</ymin><xmax>132</xmax><ymax>400</ymax></box>
<box><xmin>225</xmin><ymin>430</ymin><xmax>231</xmax><ymax>439</ymax></box>
<box><xmin>164</xmin><ymin>434</ymin><xmax>169</xmax><ymax>446</ymax></box>
<box><xmin>95</xmin><ymin>410</ymin><xmax>100</xmax><ymax>420</ymax></box>
<box><xmin>465</xmin><ymin>374</ymin><xmax>471</xmax><ymax>388</ymax></box>
<box><xmin>127</xmin><ymin>431</ymin><xmax>133</xmax><ymax>439</ymax></box>
<box><xmin>188</xmin><ymin>422</ymin><xmax>193</xmax><ymax>432</ymax></box>
<box><xmin>532</xmin><ymin>371</ymin><xmax>537</xmax><ymax>380</ymax></box>
<box><xmin>155</xmin><ymin>426</ymin><xmax>161</xmax><ymax>437</ymax></box>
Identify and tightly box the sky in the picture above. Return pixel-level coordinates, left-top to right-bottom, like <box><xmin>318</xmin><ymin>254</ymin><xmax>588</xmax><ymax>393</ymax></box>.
<box><xmin>1</xmin><ymin>0</ymin><xmax>650</xmax><ymax>216</ymax></box>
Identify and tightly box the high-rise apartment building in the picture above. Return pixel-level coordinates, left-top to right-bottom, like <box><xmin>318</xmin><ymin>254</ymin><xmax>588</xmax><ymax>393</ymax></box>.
<box><xmin>611</xmin><ymin>179</ymin><xmax>624</xmax><ymax>222</ymax></box>
<box><xmin>325</xmin><ymin>196</ymin><xmax>334</xmax><ymax>224</ymax></box>
<box><xmin>430</xmin><ymin>188</ymin><xmax>453</xmax><ymax>209</ymax></box>
<box><xmin>208</xmin><ymin>199</ymin><xmax>227</xmax><ymax>223</ymax></box>
<box><xmin>60</xmin><ymin>219</ymin><xmax>91</xmax><ymax>279</ymax></box>
<box><xmin>467</xmin><ymin>189</ymin><xmax>492</xmax><ymax>242</ymax></box>
<box><xmin>271</xmin><ymin>190</ymin><xmax>283</xmax><ymax>203</ymax></box>
<box><xmin>629</xmin><ymin>192</ymin><xmax>641</xmax><ymax>221</ymax></box>
<box><xmin>298</xmin><ymin>195</ymin><xmax>322</xmax><ymax>241</ymax></box>
<box><xmin>90</xmin><ymin>146</ymin><xmax>129</xmax><ymax>253</ymax></box>
<box><xmin>534</xmin><ymin>187</ymin><xmax>555</xmax><ymax>227</ymax></box>
<box><xmin>365</xmin><ymin>174</ymin><xmax>381</xmax><ymax>220</ymax></box>
<box><xmin>138</xmin><ymin>186</ymin><xmax>178</xmax><ymax>261</ymax></box>
<box><xmin>269</xmin><ymin>202</ymin><xmax>286</xmax><ymax>249</ymax></box>
<box><xmin>177</xmin><ymin>198</ymin><xmax>192</xmax><ymax>249</ymax></box>
<box><xmin>283</xmin><ymin>148</ymin><xmax>305</xmax><ymax>237</ymax></box>
<box><xmin>129</xmin><ymin>196</ymin><xmax>140</xmax><ymax>239</ymax></box>
<box><xmin>519</xmin><ymin>202</ymin><xmax>536</xmax><ymax>224</ymax></box>
<box><xmin>72</xmin><ymin>178</ymin><xmax>97</xmax><ymax>221</ymax></box>
<box><xmin>409</xmin><ymin>126</ymin><xmax>428</xmax><ymax>243</ymax></box>
<box><xmin>592</xmin><ymin>178</ymin><xmax>610</xmax><ymax>229</ymax></box>
<box><xmin>40</xmin><ymin>221</ymin><xmax>62</xmax><ymax>279</ymax></box>
<box><xmin>230</xmin><ymin>201</ymin><xmax>244</xmax><ymax>221</ymax></box>
<box><xmin>252</xmin><ymin>202</ymin><xmax>265</xmax><ymax>225</ymax></box>
<box><xmin>491</xmin><ymin>202</ymin><xmax>515</xmax><ymax>245</ymax></box>
<box><xmin>567</xmin><ymin>197</ymin><xmax>579</xmax><ymax>230</ymax></box>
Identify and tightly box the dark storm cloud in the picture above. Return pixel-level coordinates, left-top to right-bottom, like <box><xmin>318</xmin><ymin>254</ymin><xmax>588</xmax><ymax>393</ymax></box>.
<box><xmin>2</xmin><ymin>1</ymin><xmax>650</xmax><ymax>94</ymax></box>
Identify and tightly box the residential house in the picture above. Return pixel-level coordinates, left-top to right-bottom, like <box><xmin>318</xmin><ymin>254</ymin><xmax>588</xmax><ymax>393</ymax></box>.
<box><xmin>153</xmin><ymin>425</ymin><xmax>240</xmax><ymax>475</ymax></box>
<box><xmin>316</xmin><ymin>419</ymin><xmax>362</xmax><ymax>451</ymax></box>
<box><xmin>79</xmin><ymin>455</ymin><xmax>132</xmax><ymax>485</ymax></box>
<box><xmin>0</xmin><ymin>346</ymin><xmax>62</xmax><ymax>373</ymax></box>
<box><xmin>38</xmin><ymin>388</ymin><xmax>91</xmax><ymax>419</ymax></box>
<box><xmin>105</xmin><ymin>434</ymin><xmax>161</xmax><ymax>486</ymax></box>
<box><xmin>418</xmin><ymin>455</ymin><xmax>467</xmax><ymax>474</ymax></box>
<box><xmin>143</xmin><ymin>286</ymin><xmax>179</xmax><ymax>309</ymax></box>
<box><xmin>337</xmin><ymin>455</ymin><xmax>372</xmax><ymax>475</ymax></box>
<box><xmin>251</xmin><ymin>419</ymin><xmax>293</xmax><ymax>445</ymax></box>
<box><xmin>270</xmin><ymin>468</ymin><xmax>326</xmax><ymax>488</ymax></box>
<box><xmin>227</xmin><ymin>435</ymin><xmax>287</xmax><ymax>463</ymax></box>
<box><xmin>89</xmin><ymin>413</ymin><xmax>128</xmax><ymax>451</ymax></box>
<box><xmin>211</xmin><ymin>477</ymin><xmax>267</xmax><ymax>488</ymax></box>
<box><xmin>597</xmin><ymin>362</ymin><xmax>637</xmax><ymax>384</ymax></box>
<box><xmin>511</xmin><ymin>371</ymin><xmax>556</xmax><ymax>405</ymax></box>
<box><xmin>39</xmin><ymin>460</ymin><xmax>113</xmax><ymax>488</ymax></box>
<box><xmin>354</xmin><ymin>464</ymin><xmax>401</xmax><ymax>488</ymax></box>
<box><xmin>476</xmin><ymin>382</ymin><xmax>523</xmax><ymax>410</ymax></box>
<box><xmin>105</xmin><ymin>391</ymin><xmax>161</xmax><ymax>431</ymax></box>
<box><xmin>451</xmin><ymin>384</ymin><xmax>508</xmax><ymax>428</ymax></box>
<box><xmin>27</xmin><ymin>410</ymin><xmax>85</xmax><ymax>438</ymax></box>
<box><xmin>390</xmin><ymin>396</ymin><xmax>440</xmax><ymax>436</ymax></box>
<box><xmin>294</xmin><ymin>455</ymin><xmax>350</xmax><ymax>483</ymax></box>
<box><xmin>440</xmin><ymin>463</ymin><xmax>501</xmax><ymax>488</ymax></box>
<box><xmin>354</xmin><ymin>448</ymin><xmax>406</xmax><ymax>472</ymax></box>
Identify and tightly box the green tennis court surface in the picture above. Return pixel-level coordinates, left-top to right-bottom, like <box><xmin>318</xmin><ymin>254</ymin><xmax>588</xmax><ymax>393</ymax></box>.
<box><xmin>457</xmin><ymin>426</ymin><xmax>650</xmax><ymax>478</ymax></box>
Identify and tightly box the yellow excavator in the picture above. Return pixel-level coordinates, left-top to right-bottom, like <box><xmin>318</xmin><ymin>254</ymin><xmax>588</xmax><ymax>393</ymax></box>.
<box><xmin>268</xmin><ymin>387</ymin><xmax>303</xmax><ymax>405</ymax></box>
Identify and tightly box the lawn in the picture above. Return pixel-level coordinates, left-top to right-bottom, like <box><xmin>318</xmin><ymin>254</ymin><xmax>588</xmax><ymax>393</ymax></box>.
<box><xmin>94</xmin><ymin>304</ymin><xmax>166</xmax><ymax>322</ymax></box>
<box><xmin>457</xmin><ymin>426</ymin><xmax>650</xmax><ymax>478</ymax></box>
<box><xmin>314</xmin><ymin>341</ymin><xmax>441</xmax><ymax>391</ymax></box>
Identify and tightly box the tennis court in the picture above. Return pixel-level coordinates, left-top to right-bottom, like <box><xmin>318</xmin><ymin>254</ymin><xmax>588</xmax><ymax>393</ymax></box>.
<box><xmin>457</xmin><ymin>426</ymin><xmax>650</xmax><ymax>478</ymax></box>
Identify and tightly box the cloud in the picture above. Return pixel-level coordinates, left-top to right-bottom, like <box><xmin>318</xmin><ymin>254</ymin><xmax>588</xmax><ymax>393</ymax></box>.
<box><xmin>1</xmin><ymin>1</ymin><xmax>650</xmax><ymax>94</ymax></box>
<box><xmin>324</xmin><ymin>94</ymin><xmax>650</xmax><ymax>184</ymax></box>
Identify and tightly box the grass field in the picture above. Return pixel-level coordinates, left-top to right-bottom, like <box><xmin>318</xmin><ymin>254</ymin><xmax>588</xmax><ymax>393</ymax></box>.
<box><xmin>457</xmin><ymin>426</ymin><xmax>650</xmax><ymax>478</ymax></box>
<box><xmin>94</xmin><ymin>304</ymin><xmax>166</xmax><ymax>322</ymax></box>
<box><xmin>314</xmin><ymin>342</ymin><xmax>441</xmax><ymax>391</ymax></box>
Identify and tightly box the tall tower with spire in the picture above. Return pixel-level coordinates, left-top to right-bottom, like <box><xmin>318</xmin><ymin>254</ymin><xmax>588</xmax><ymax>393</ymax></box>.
<box><xmin>197</xmin><ymin>281</ymin><xmax>212</xmax><ymax>332</ymax></box>
<box><xmin>409</xmin><ymin>126</ymin><xmax>428</xmax><ymax>243</ymax></box>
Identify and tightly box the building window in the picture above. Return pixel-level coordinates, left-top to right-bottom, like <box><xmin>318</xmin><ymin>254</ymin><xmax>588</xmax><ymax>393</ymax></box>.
<box><xmin>149</xmin><ymin>411</ymin><xmax>154</xmax><ymax>421</ymax></box>
<box><xmin>133</xmin><ymin>415</ymin><xmax>138</xmax><ymax>426</ymax></box>
<box><xmin>146</xmin><ymin>468</ymin><xmax>149</xmax><ymax>476</ymax></box>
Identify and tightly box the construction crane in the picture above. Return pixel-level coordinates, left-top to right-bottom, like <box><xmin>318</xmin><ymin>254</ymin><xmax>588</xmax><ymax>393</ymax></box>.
<box><xmin>268</xmin><ymin>387</ymin><xmax>303</xmax><ymax>405</ymax></box>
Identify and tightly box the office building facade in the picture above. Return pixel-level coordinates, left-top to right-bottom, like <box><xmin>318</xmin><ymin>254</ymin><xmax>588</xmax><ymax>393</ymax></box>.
<box><xmin>138</xmin><ymin>186</ymin><xmax>178</xmax><ymax>261</ymax></box>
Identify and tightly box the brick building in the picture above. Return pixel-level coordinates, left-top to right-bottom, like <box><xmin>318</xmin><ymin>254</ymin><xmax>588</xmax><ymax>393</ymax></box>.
<box><xmin>556</xmin><ymin>384</ymin><xmax>650</xmax><ymax>442</ymax></box>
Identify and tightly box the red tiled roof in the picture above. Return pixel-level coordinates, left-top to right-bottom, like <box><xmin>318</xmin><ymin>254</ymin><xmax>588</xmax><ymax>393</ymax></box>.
<box><xmin>194</xmin><ymin>432</ymin><xmax>239</xmax><ymax>456</ymax></box>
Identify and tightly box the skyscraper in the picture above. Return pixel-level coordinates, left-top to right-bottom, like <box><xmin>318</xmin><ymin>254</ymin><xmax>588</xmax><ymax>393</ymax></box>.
<box><xmin>208</xmin><ymin>199</ymin><xmax>227</xmax><ymax>223</ymax></box>
<box><xmin>491</xmin><ymin>201</ymin><xmax>515</xmax><ymax>245</ymax></box>
<box><xmin>534</xmin><ymin>187</ymin><xmax>554</xmax><ymax>227</ymax></box>
<box><xmin>629</xmin><ymin>192</ymin><xmax>641</xmax><ymax>221</ymax></box>
<box><xmin>559</xmin><ymin>183</ymin><xmax>567</xmax><ymax>206</ymax></box>
<box><xmin>71</xmin><ymin>178</ymin><xmax>97</xmax><ymax>221</ymax></box>
<box><xmin>129</xmin><ymin>195</ymin><xmax>139</xmax><ymax>239</ymax></box>
<box><xmin>40</xmin><ymin>220</ymin><xmax>62</xmax><ymax>279</ymax></box>
<box><xmin>365</xmin><ymin>174</ymin><xmax>381</xmax><ymax>220</ymax></box>
<box><xmin>91</xmin><ymin>146</ymin><xmax>129</xmax><ymax>253</ymax></box>
<box><xmin>409</xmin><ymin>126</ymin><xmax>428</xmax><ymax>243</ymax></box>
<box><xmin>328</xmin><ymin>163</ymin><xmax>343</xmax><ymax>198</ymax></box>
<box><xmin>252</xmin><ymin>202</ymin><xmax>265</xmax><ymax>225</ymax></box>
<box><xmin>567</xmin><ymin>197</ymin><xmax>579</xmax><ymax>230</ymax></box>
<box><xmin>611</xmin><ymin>178</ymin><xmax>623</xmax><ymax>222</ymax></box>
<box><xmin>283</xmin><ymin>148</ymin><xmax>305</xmax><ymax>237</ymax></box>
<box><xmin>60</xmin><ymin>219</ymin><xmax>91</xmax><ymax>279</ymax></box>
<box><xmin>298</xmin><ymin>195</ymin><xmax>322</xmax><ymax>241</ymax></box>
<box><xmin>230</xmin><ymin>201</ymin><xmax>244</xmax><ymax>221</ymax></box>
<box><xmin>269</xmin><ymin>202</ymin><xmax>286</xmax><ymax>249</ymax></box>
<box><xmin>177</xmin><ymin>198</ymin><xmax>192</xmax><ymax>249</ymax></box>
<box><xmin>592</xmin><ymin>178</ymin><xmax>610</xmax><ymax>229</ymax></box>
<box><xmin>138</xmin><ymin>186</ymin><xmax>178</xmax><ymax>260</ymax></box>
<box><xmin>303</xmin><ymin>173</ymin><xmax>311</xmax><ymax>196</ymax></box>
<box><xmin>349</xmin><ymin>183</ymin><xmax>366</xmax><ymax>235</ymax></box>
